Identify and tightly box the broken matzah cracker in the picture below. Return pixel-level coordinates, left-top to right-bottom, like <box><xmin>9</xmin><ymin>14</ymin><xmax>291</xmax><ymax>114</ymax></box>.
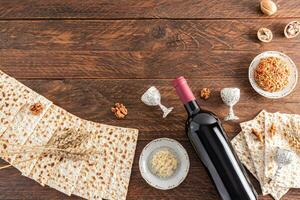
<box><xmin>231</xmin><ymin>132</ymin><xmax>258</xmax><ymax>179</ymax></box>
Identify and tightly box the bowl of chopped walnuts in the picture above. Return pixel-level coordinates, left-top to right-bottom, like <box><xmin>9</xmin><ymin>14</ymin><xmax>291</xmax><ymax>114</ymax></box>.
<box><xmin>249</xmin><ymin>51</ymin><xmax>298</xmax><ymax>98</ymax></box>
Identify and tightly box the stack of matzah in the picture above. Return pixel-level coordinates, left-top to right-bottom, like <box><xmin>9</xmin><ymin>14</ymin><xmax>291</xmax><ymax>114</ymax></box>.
<box><xmin>0</xmin><ymin>70</ymin><xmax>138</xmax><ymax>200</ymax></box>
<box><xmin>231</xmin><ymin>110</ymin><xmax>300</xmax><ymax>200</ymax></box>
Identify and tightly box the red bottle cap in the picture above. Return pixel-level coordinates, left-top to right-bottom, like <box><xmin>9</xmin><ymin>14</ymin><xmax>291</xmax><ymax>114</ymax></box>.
<box><xmin>172</xmin><ymin>76</ymin><xmax>195</xmax><ymax>104</ymax></box>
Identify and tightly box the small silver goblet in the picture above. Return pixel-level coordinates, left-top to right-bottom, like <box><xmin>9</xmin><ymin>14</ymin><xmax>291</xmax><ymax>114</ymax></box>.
<box><xmin>270</xmin><ymin>148</ymin><xmax>295</xmax><ymax>182</ymax></box>
<box><xmin>220</xmin><ymin>88</ymin><xmax>240</xmax><ymax>121</ymax></box>
<box><xmin>141</xmin><ymin>86</ymin><xmax>173</xmax><ymax>118</ymax></box>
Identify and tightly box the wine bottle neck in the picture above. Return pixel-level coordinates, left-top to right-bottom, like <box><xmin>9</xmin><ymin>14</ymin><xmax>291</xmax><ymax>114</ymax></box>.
<box><xmin>173</xmin><ymin>76</ymin><xmax>200</xmax><ymax>115</ymax></box>
<box><xmin>184</xmin><ymin>100</ymin><xmax>200</xmax><ymax>116</ymax></box>
<box><xmin>173</xmin><ymin>76</ymin><xmax>196</xmax><ymax>102</ymax></box>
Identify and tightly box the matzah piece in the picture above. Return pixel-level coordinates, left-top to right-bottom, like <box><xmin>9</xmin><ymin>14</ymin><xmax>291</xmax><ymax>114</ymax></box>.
<box><xmin>73</xmin><ymin>124</ymin><xmax>138</xmax><ymax>200</ymax></box>
<box><xmin>241</xmin><ymin>110</ymin><xmax>289</xmax><ymax>200</ymax></box>
<box><xmin>231</xmin><ymin>132</ymin><xmax>257</xmax><ymax>179</ymax></box>
<box><xmin>72</xmin><ymin>122</ymin><xmax>110</xmax><ymax>199</ymax></box>
<box><xmin>74</xmin><ymin>124</ymin><xmax>123</xmax><ymax>200</ymax></box>
<box><xmin>0</xmin><ymin>91</ymin><xmax>52</xmax><ymax>163</ymax></box>
<box><xmin>13</xmin><ymin>105</ymin><xmax>60</xmax><ymax>176</ymax></box>
<box><xmin>0</xmin><ymin>71</ymin><xmax>30</xmax><ymax>135</ymax></box>
<box><xmin>28</xmin><ymin>106</ymin><xmax>81</xmax><ymax>186</ymax></box>
<box><xmin>241</xmin><ymin>110</ymin><xmax>267</xmax><ymax>193</ymax></box>
<box><xmin>264</xmin><ymin>112</ymin><xmax>283</xmax><ymax>180</ymax></box>
<box><xmin>105</xmin><ymin>126</ymin><xmax>138</xmax><ymax>200</ymax></box>
<box><xmin>267</xmin><ymin>113</ymin><xmax>300</xmax><ymax>188</ymax></box>
<box><xmin>98</xmin><ymin>125</ymin><xmax>126</xmax><ymax>200</ymax></box>
<box><xmin>45</xmin><ymin>119</ymin><xmax>89</xmax><ymax>196</ymax></box>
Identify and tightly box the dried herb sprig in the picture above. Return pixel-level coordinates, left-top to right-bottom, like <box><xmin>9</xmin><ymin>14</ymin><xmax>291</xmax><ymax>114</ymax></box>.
<box><xmin>0</xmin><ymin>128</ymin><xmax>99</xmax><ymax>170</ymax></box>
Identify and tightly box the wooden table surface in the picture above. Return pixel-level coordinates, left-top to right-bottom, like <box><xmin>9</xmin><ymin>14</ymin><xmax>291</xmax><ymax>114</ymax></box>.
<box><xmin>1</xmin><ymin>0</ymin><xmax>300</xmax><ymax>199</ymax></box>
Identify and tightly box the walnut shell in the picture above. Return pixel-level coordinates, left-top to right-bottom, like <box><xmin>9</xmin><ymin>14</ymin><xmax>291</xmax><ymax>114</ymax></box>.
<box><xmin>257</xmin><ymin>27</ymin><xmax>273</xmax><ymax>43</ymax></box>
<box><xmin>260</xmin><ymin>0</ymin><xmax>277</xmax><ymax>16</ymax></box>
<box><xmin>284</xmin><ymin>21</ymin><xmax>300</xmax><ymax>39</ymax></box>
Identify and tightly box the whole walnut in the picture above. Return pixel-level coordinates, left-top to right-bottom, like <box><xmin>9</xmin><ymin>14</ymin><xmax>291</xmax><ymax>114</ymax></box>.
<box><xmin>260</xmin><ymin>0</ymin><xmax>277</xmax><ymax>16</ymax></box>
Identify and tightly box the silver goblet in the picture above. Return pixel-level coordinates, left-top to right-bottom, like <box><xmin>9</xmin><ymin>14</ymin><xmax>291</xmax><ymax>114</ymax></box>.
<box><xmin>220</xmin><ymin>88</ymin><xmax>240</xmax><ymax>121</ymax></box>
<box><xmin>141</xmin><ymin>86</ymin><xmax>173</xmax><ymax>118</ymax></box>
<box><xmin>270</xmin><ymin>148</ymin><xmax>295</xmax><ymax>182</ymax></box>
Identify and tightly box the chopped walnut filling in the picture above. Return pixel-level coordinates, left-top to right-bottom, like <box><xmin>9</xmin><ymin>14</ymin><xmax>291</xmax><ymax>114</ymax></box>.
<box><xmin>251</xmin><ymin>128</ymin><xmax>264</xmax><ymax>143</ymax></box>
<box><xmin>29</xmin><ymin>102</ymin><xmax>44</xmax><ymax>115</ymax></box>
<box><xmin>254</xmin><ymin>57</ymin><xmax>290</xmax><ymax>92</ymax></box>
<box><xmin>269</xmin><ymin>123</ymin><xmax>276</xmax><ymax>137</ymax></box>
<box><xmin>111</xmin><ymin>103</ymin><xmax>128</xmax><ymax>119</ymax></box>
<box><xmin>200</xmin><ymin>88</ymin><xmax>211</xmax><ymax>100</ymax></box>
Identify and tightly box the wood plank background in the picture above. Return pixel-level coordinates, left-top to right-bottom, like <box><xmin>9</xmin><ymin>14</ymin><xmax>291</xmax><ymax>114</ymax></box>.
<box><xmin>0</xmin><ymin>0</ymin><xmax>300</xmax><ymax>199</ymax></box>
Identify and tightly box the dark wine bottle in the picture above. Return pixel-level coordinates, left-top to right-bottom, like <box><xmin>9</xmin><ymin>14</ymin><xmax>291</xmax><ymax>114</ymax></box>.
<box><xmin>173</xmin><ymin>76</ymin><xmax>257</xmax><ymax>200</ymax></box>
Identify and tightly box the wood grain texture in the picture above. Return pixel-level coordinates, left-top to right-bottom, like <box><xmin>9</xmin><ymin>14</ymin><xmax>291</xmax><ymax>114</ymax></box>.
<box><xmin>0</xmin><ymin>0</ymin><xmax>300</xmax><ymax>19</ymax></box>
<box><xmin>1</xmin><ymin>20</ymin><xmax>300</xmax><ymax>79</ymax></box>
<box><xmin>1</xmin><ymin>0</ymin><xmax>300</xmax><ymax>199</ymax></box>
<box><xmin>1</xmin><ymin>19</ymin><xmax>300</xmax><ymax>52</ymax></box>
